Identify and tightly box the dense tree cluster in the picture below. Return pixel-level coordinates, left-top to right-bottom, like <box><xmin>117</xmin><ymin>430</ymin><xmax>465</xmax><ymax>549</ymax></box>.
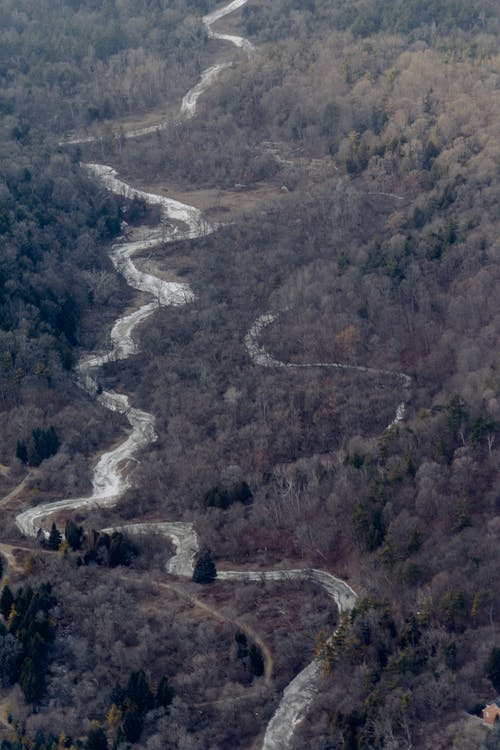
<box><xmin>0</xmin><ymin>129</ymin><xmax>127</xmax><ymax>493</ymax></box>
<box><xmin>203</xmin><ymin>480</ymin><xmax>253</xmax><ymax>509</ymax></box>
<box><xmin>0</xmin><ymin>0</ymin><xmax>220</xmax><ymax>134</ymax></box>
<box><xmin>192</xmin><ymin>548</ymin><xmax>217</xmax><ymax>583</ymax></box>
<box><xmin>0</xmin><ymin>141</ymin><xmax>121</xmax><ymax>399</ymax></box>
<box><xmin>106</xmin><ymin>669</ymin><xmax>173</xmax><ymax>746</ymax></box>
<box><xmin>16</xmin><ymin>427</ymin><xmax>60</xmax><ymax>467</ymax></box>
<box><xmin>0</xmin><ymin>583</ymin><xmax>56</xmax><ymax>703</ymax></box>
<box><xmin>14</xmin><ymin>561</ymin><xmax>319</xmax><ymax>748</ymax></box>
<box><xmin>39</xmin><ymin>523</ymin><xmax>138</xmax><ymax>568</ymax></box>
<box><xmin>80</xmin><ymin>530</ymin><xmax>138</xmax><ymax>568</ymax></box>
<box><xmin>0</xmin><ymin>727</ymin><xmax>72</xmax><ymax>750</ymax></box>
<box><xmin>234</xmin><ymin>632</ymin><xmax>265</xmax><ymax>678</ymax></box>
<box><xmin>242</xmin><ymin>0</ymin><xmax>499</xmax><ymax>43</ymax></box>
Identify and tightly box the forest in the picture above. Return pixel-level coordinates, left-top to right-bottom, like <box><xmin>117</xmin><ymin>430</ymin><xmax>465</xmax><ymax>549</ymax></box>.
<box><xmin>0</xmin><ymin>0</ymin><xmax>499</xmax><ymax>748</ymax></box>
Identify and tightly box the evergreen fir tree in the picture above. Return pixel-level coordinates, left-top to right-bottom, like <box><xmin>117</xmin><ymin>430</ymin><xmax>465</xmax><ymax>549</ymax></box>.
<box><xmin>85</xmin><ymin>723</ymin><xmax>108</xmax><ymax>750</ymax></box>
<box><xmin>235</xmin><ymin>632</ymin><xmax>249</xmax><ymax>660</ymax></box>
<box><xmin>19</xmin><ymin>656</ymin><xmax>43</xmax><ymax>703</ymax></box>
<box><xmin>47</xmin><ymin>523</ymin><xmax>62</xmax><ymax>551</ymax></box>
<box><xmin>123</xmin><ymin>710</ymin><xmax>142</xmax><ymax>743</ymax></box>
<box><xmin>155</xmin><ymin>676</ymin><xmax>174</xmax><ymax>709</ymax></box>
<box><xmin>0</xmin><ymin>585</ymin><xmax>14</xmax><ymax>619</ymax></box>
<box><xmin>249</xmin><ymin>644</ymin><xmax>265</xmax><ymax>677</ymax></box>
<box><xmin>125</xmin><ymin>669</ymin><xmax>153</xmax><ymax>715</ymax></box>
<box><xmin>65</xmin><ymin>519</ymin><xmax>83</xmax><ymax>551</ymax></box>
<box><xmin>192</xmin><ymin>549</ymin><xmax>216</xmax><ymax>584</ymax></box>
<box><xmin>487</xmin><ymin>647</ymin><xmax>500</xmax><ymax>692</ymax></box>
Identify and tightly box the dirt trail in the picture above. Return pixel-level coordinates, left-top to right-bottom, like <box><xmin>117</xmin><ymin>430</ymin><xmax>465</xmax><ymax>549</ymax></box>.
<box><xmin>0</xmin><ymin>542</ymin><xmax>32</xmax><ymax>573</ymax></box>
<box><xmin>0</xmin><ymin>472</ymin><xmax>33</xmax><ymax>510</ymax></box>
<box><xmin>167</xmin><ymin>582</ymin><xmax>274</xmax><ymax>684</ymax></box>
<box><xmin>0</xmin><ymin>543</ymin><xmax>21</xmax><ymax>572</ymax></box>
<box><xmin>126</xmin><ymin>574</ymin><xmax>274</xmax><ymax>685</ymax></box>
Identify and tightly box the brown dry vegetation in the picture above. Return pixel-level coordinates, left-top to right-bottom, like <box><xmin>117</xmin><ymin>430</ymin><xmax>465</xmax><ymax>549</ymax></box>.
<box><xmin>0</xmin><ymin>0</ymin><xmax>499</xmax><ymax>749</ymax></box>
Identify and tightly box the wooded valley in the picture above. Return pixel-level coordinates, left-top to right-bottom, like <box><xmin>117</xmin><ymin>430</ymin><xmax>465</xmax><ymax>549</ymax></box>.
<box><xmin>0</xmin><ymin>0</ymin><xmax>499</xmax><ymax>748</ymax></box>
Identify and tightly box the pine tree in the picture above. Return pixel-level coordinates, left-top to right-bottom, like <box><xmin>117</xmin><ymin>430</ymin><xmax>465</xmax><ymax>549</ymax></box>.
<box><xmin>487</xmin><ymin>647</ymin><xmax>500</xmax><ymax>692</ymax></box>
<box><xmin>125</xmin><ymin>669</ymin><xmax>153</xmax><ymax>715</ymax></box>
<box><xmin>192</xmin><ymin>549</ymin><xmax>216</xmax><ymax>584</ymax></box>
<box><xmin>123</xmin><ymin>710</ymin><xmax>142</xmax><ymax>743</ymax></box>
<box><xmin>19</xmin><ymin>656</ymin><xmax>43</xmax><ymax>703</ymax></box>
<box><xmin>46</xmin><ymin>426</ymin><xmax>60</xmax><ymax>457</ymax></box>
<box><xmin>86</xmin><ymin>723</ymin><xmax>108</xmax><ymax>750</ymax></box>
<box><xmin>65</xmin><ymin>519</ymin><xmax>83</xmax><ymax>551</ymax></box>
<box><xmin>0</xmin><ymin>632</ymin><xmax>23</xmax><ymax>686</ymax></box>
<box><xmin>0</xmin><ymin>586</ymin><xmax>14</xmax><ymax>619</ymax></box>
<box><xmin>230</xmin><ymin>480</ymin><xmax>253</xmax><ymax>505</ymax></box>
<box><xmin>249</xmin><ymin>644</ymin><xmax>264</xmax><ymax>677</ymax></box>
<box><xmin>47</xmin><ymin>523</ymin><xmax>62</xmax><ymax>551</ymax></box>
<box><xmin>235</xmin><ymin>632</ymin><xmax>249</xmax><ymax>660</ymax></box>
<box><xmin>155</xmin><ymin>676</ymin><xmax>174</xmax><ymax>709</ymax></box>
<box><xmin>110</xmin><ymin>682</ymin><xmax>125</xmax><ymax>708</ymax></box>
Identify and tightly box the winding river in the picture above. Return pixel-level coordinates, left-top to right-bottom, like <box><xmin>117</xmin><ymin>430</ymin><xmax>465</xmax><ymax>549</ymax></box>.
<box><xmin>14</xmin><ymin>2</ymin><xmax>413</xmax><ymax>747</ymax></box>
